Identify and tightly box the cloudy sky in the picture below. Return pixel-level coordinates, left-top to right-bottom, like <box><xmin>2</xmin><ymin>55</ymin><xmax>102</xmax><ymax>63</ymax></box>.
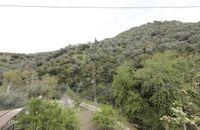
<box><xmin>0</xmin><ymin>0</ymin><xmax>200</xmax><ymax>53</ymax></box>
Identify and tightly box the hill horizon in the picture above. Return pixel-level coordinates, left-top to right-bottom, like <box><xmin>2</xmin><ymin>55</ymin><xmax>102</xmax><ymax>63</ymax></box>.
<box><xmin>0</xmin><ymin>20</ymin><xmax>197</xmax><ymax>54</ymax></box>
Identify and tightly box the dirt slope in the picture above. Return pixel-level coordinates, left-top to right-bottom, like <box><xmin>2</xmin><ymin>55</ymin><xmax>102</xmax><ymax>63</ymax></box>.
<box><xmin>78</xmin><ymin>110</ymin><xmax>98</xmax><ymax>130</ymax></box>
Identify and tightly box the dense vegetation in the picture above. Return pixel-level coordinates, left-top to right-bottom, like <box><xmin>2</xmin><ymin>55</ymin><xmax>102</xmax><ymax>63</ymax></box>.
<box><xmin>17</xmin><ymin>98</ymin><xmax>79</xmax><ymax>130</ymax></box>
<box><xmin>0</xmin><ymin>21</ymin><xmax>200</xmax><ymax>129</ymax></box>
<box><xmin>112</xmin><ymin>52</ymin><xmax>200</xmax><ymax>129</ymax></box>
<box><xmin>92</xmin><ymin>105</ymin><xmax>118</xmax><ymax>130</ymax></box>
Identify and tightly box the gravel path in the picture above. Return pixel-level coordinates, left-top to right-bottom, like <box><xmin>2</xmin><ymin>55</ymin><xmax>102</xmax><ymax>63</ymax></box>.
<box><xmin>78</xmin><ymin>110</ymin><xmax>98</xmax><ymax>130</ymax></box>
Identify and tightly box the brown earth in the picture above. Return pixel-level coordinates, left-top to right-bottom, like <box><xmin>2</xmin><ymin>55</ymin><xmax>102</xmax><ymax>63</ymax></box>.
<box><xmin>77</xmin><ymin>110</ymin><xmax>138</xmax><ymax>130</ymax></box>
<box><xmin>78</xmin><ymin>110</ymin><xmax>98</xmax><ymax>130</ymax></box>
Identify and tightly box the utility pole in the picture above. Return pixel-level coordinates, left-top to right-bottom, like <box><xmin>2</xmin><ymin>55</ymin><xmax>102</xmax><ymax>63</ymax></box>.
<box><xmin>75</xmin><ymin>44</ymin><xmax>78</xmax><ymax>94</ymax></box>
<box><xmin>92</xmin><ymin>70</ymin><xmax>97</xmax><ymax>104</ymax></box>
<box><xmin>89</xmin><ymin>38</ymin><xmax>98</xmax><ymax>104</ymax></box>
<box><xmin>7</xmin><ymin>83</ymin><xmax>12</xmax><ymax>93</ymax></box>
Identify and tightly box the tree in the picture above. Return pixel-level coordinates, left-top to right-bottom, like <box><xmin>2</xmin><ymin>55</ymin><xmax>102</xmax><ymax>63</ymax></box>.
<box><xmin>135</xmin><ymin>51</ymin><xmax>200</xmax><ymax>129</ymax></box>
<box><xmin>112</xmin><ymin>62</ymin><xmax>136</xmax><ymax>106</ymax></box>
<box><xmin>28</xmin><ymin>75</ymin><xmax>59</xmax><ymax>99</ymax></box>
<box><xmin>111</xmin><ymin>51</ymin><xmax>200</xmax><ymax>129</ymax></box>
<box><xmin>112</xmin><ymin>62</ymin><xmax>142</xmax><ymax>117</ymax></box>
<box><xmin>136</xmin><ymin>52</ymin><xmax>188</xmax><ymax>112</ymax></box>
<box><xmin>3</xmin><ymin>69</ymin><xmax>23</xmax><ymax>93</ymax></box>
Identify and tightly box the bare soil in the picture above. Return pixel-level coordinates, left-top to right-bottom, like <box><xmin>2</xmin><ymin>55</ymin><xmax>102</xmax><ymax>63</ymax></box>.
<box><xmin>78</xmin><ymin>110</ymin><xmax>98</xmax><ymax>130</ymax></box>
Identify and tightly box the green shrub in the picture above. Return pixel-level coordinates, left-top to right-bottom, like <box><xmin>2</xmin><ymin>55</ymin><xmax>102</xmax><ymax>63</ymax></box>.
<box><xmin>17</xmin><ymin>98</ymin><xmax>79</xmax><ymax>130</ymax></box>
<box><xmin>66</xmin><ymin>87</ymin><xmax>81</xmax><ymax>106</ymax></box>
<box><xmin>92</xmin><ymin>105</ymin><xmax>117</xmax><ymax>130</ymax></box>
<box><xmin>0</xmin><ymin>92</ymin><xmax>26</xmax><ymax>109</ymax></box>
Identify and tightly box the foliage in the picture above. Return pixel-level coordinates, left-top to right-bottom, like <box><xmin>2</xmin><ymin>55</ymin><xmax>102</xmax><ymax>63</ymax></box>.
<box><xmin>1</xmin><ymin>21</ymin><xmax>200</xmax><ymax>99</ymax></box>
<box><xmin>137</xmin><ymin>52</ymin><xmax>185</xmax><ymax>111</ymax></box>
<box><xmin>28</xmin><ymin>75</ymin><xmax>66</xmax><ymax>99</ymax></box>
<box><xmin>0</xmin><ymin>21</ymin><xmax>200</xmax><ymax>129</ymax></box>
<box><xmin>161</xmin><ymin>106</ymin><xmax>200</xmax><ymax>130</ymax></box>
<box><xmin>112</xmin><ymin>62</ymin><xmax>143</xmax><ymax>117</ymax></box>
<box><xmin>92</xmin><ymin>105</ymin><xmax>118</xmax><ymax>130</ymax></box>
<box><xmin>3</xmin><ymin>69</ymin><xmax>23</xmax><ymax>85</ymax></box>
<box><xmin>111</xmin><ymin>51</ymin><xmax>200</xmax><ymax>129</ymax></box>
<box><xmin>17</xmin><ymin>98</ymin><xmax>79</xmax><ymax>130</ymax></box>
<box><xmin>0</xmin><ymin>92</ymin><xmax>26</xmax><ymax>109</ymax></box>
<box><xmin>66</xmin><ymin>86</ymin><xmax>81</xmax><ymax>106</ymax></box>
<box><xmin>2</xmin><ymin>69</ymin><xmax>24</xmax><ymax>92</ymax></box>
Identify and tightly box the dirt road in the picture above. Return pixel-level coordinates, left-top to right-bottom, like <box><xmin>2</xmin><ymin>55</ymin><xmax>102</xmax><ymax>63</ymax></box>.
<box><xmin>78</xmin><ymin>110</ymin><xmax>98</xmax><ymax>130</ymax></box>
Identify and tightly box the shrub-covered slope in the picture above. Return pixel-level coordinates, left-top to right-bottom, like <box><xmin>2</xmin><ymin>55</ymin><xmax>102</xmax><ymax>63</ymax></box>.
<box><xmin>0</xmin><ymin>21</ymin><xmax>199</xmax><ymax>92</ymax></box>
<box><xmin>0</xmin><ymin>21</ymin><xmax>200</xmax><ymax>129</ymax></box>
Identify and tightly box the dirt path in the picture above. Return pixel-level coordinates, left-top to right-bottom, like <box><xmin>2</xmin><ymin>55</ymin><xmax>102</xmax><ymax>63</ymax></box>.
<box><xmin>60</xmin><ymin>96</ymin><xmax>135</xmax><ymax>130</ymax></box>
<box><xmin>78</xmin><ymin>110</ymin><xmax>98</xmax><ymax>130</ymax></box>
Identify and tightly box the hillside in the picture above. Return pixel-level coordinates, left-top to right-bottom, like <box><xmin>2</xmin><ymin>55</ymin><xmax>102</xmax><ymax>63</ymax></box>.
<box><xmin>0</xmin><ymin>21</ymin><xmax>200</xmax><ymax>130</ymax></box>
<box><xmin>1</xmin><ymin>21</ymin><xmax>199</xmax><ymax>84</ymax></box>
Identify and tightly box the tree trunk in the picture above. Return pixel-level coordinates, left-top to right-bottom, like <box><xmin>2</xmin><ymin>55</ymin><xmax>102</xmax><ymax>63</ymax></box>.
<box><xmin>92</xmin><ymin>65</ymin><xmax>97</xmax><ymax>104</ymax></box>
<box><xmin>7</xmin><ymin>83</ymin><xmax>12</xmax><ymax>93</ymax></box>
<box><xmin>183</xmin><ymin>123</ymin><xmax>187</xmax><ymax>130</ymax></box>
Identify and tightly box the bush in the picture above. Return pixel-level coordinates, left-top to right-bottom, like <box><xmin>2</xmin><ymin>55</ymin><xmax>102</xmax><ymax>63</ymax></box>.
<box><xmin>0</xmin><ymin>92</ymin><xmax>26</xmax><ymax>109</ymax></box>
<box><xmin>92</xmin><ymin>105</ymin><xmax>117</xmax><ymax>130</ymax></box>
<box><xmin>17</xmin><ymin>98</ymin><xmax>79</xmax><ymax>130</ymax></box>
<box><xmin>66</xmin><ymin>87</ymin><xmax>81</xmax><ymax>106</ymax></box>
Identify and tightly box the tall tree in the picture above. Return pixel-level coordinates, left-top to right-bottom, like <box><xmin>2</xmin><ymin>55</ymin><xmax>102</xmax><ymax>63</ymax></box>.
<box><xmin>3</xmin><ymin>69</ymin><xmax>23</xmax><ymax>93</ymax></box>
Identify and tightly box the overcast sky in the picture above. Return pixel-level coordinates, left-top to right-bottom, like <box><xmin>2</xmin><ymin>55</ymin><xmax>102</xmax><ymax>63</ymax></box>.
<box><xmin>0</xmin><ymin>0</ymin><xmax>200</xmax><ymax>53</ymax></box>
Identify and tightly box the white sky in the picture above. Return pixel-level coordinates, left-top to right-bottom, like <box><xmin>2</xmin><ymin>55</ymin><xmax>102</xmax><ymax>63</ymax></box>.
<box><xmin>0</xmin><ymin>0</ymin><xmax>200</xmax><ymax>53</ymax></box>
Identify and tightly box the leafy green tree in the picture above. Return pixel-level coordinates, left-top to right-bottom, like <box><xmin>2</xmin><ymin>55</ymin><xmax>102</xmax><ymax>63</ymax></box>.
<box><xmin>112</xmin><ymin>62</ymin><xmax>143</xmax><ymax>118</ymax></box>
<box><xmin>3</xmin><ymin>69</ymin><xmax>23</xmax><ymax>93</ymax></box>
<box><xmin>136</xmin><ymin>52</ymin><xmax>185</xmax><ymax>112</ymax></box>
<box><xmin>111</xmin><ymin>51</ymin><xmax>200</xmax><ymax>129</ymax></box>
<box><xmin>112</xmin><ymin>62</ymin><xmax>137</xmax><ymax>107</ymax></box>
<box><xmin>137</xmin><ymin>52</ymin><xmax>200</xmax><ymax>129</ymax></box>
